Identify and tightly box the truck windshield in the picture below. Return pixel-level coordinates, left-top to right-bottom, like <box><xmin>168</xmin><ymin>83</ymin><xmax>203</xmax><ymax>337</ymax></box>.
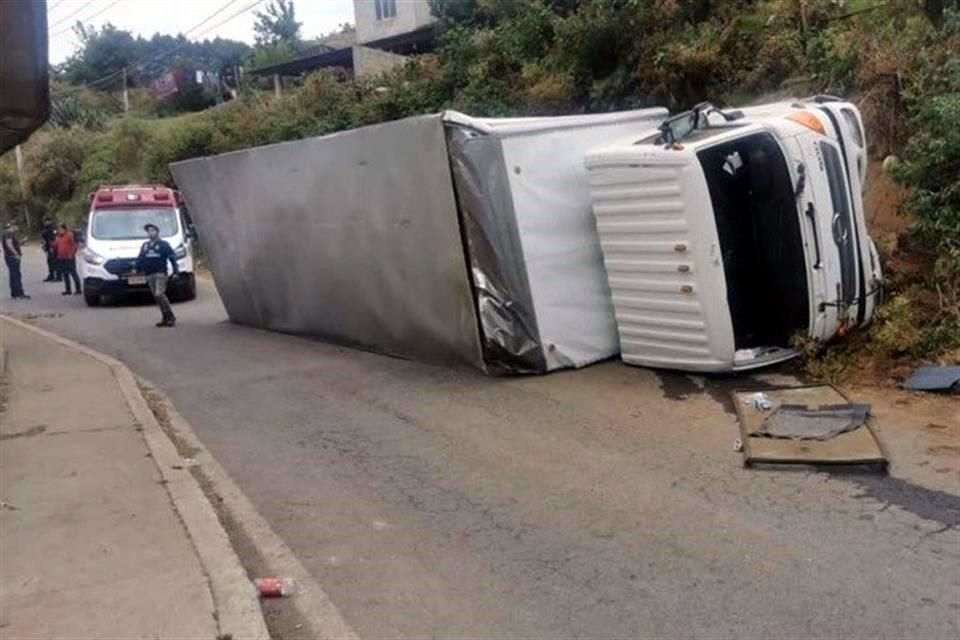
<box><xmin>698</xmin><ymin>132</ymin><xmax>809</xmax><ymax>348</ymax></box>
<box><xmin>91</xmin><ymin>208</ymin><xmax>178</xmax><ymax>240</ymax></box>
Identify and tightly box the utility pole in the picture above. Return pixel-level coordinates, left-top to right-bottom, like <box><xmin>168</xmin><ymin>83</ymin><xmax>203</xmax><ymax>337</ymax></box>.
<box><xmin>13</xmin><ymin>145</ymin><xmax>31</xmax><ymax>231</ymax></box>
<box><xmin>799</xmin><ymin>0</ymin><xmax>809</xmax><ymax>54</ymax></box>
<box><xmin>274</xmin><ymin>73</ymin><xmax>281</xmax><ymax>99</ymax></box>
<box><xmin>122</xmin><ymin>67</ymin><xmax>129</xmax><ymax>115</ymax></box>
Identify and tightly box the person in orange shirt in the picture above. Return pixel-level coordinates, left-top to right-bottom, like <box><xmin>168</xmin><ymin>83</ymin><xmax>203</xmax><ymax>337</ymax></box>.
<box><xmin>54</xmin><ymin>224</ymin><xmax>82</xmax><ymax>296</ymax></box>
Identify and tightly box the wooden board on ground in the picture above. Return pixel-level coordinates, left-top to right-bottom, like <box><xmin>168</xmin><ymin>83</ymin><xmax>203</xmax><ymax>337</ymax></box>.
<box><xmin>732</xmin><ymin>385</ymin><xmax>887</xmax><ymax>469</ymax></box>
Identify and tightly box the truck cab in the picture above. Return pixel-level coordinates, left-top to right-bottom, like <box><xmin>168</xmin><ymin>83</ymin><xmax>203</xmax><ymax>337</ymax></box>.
<box><xmin>79</xmin><ymin>185</ymin><xmax>197</xmax><ymax>307</ymax></box>
<box><xmin>586</xmin><ymin>98</ymin><xmax>881</xmax><ymax>372</ymax></box>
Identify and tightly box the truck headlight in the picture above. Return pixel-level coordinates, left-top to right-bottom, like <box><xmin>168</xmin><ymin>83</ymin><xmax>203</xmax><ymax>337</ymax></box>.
<box><xmin>83</xmin><ymin>248</ymin><xmax>106</xmax><ymax>265</ymax></box>
<box><xmin>174</xmin><ymin>244</ymin><xmax>187</xmax><ymax>259</ymax></box>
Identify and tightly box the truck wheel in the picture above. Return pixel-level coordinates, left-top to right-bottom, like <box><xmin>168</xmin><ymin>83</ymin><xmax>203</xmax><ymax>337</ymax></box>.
<box><xmin>84</xmin><ymin>292</ymin><xmax>100</xmax><ymax>307</ymax></box>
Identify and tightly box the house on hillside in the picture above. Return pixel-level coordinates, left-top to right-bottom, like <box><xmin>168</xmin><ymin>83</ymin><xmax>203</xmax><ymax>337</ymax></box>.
<box><xmin>352</xmin><ymin>0</ymin><xmax>436</xmax><ymax>77</ymax></box>
<box><xmin>248</xmin><ymin>0</ymin><xmax>436</xmax><ymax>87</ymax></box>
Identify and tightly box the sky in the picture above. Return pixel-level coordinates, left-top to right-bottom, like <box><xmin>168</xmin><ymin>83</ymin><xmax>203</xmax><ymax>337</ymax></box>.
<box><xmin>46</xmin><ymin>0</ymin><xmax>358</xmax><ymax>64</ymax></box>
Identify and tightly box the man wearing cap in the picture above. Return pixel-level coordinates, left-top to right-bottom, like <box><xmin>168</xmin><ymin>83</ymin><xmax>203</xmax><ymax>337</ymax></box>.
<box><xmin>136</xmin><ymin>223</ymin><xmax>179</xmax><ymax>327</ymax></box>
<box><xmin>2</xmin><ymin>221</ymin><xmax>29</xmax><ymax>300</ymax></box>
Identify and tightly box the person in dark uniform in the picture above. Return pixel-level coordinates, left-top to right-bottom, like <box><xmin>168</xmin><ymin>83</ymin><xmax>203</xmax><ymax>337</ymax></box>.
<box><xmin>2</xmin><ymin>221</ymin><xmax>29</xmax><ymax>299</ymax></box>
<box><xmin>136</xmin><ymin>223</ymin><xmax>179</xmax><ymax>327</ymax></box>
<box><xmin>40</xmin><ymin>219</ymin><xmax>60</xmax><ymax>282</ymax></box>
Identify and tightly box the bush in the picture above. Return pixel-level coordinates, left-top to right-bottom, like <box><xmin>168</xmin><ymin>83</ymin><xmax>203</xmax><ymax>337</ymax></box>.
<box><xmin>893</xmin><ymin>94</ymin><xmax>960</xmax><ymax>256</ymax></box>
<box><xmin>143</xmin><ymin>119</ymin><xmax>216</xmax><ymax>183</ymax></box>
<box><xmin>49</xmin><ymin>93</ymin><xmax>112</xmax><ymax>130</ymax></box>
<box><xmin>23</xmin><ymin>130</ymin><xmax>92</xmax><ymax>203</ymax></box>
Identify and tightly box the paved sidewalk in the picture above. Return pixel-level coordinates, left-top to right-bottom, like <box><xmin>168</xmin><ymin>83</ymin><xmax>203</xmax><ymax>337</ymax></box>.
<box><xmin>0</xmin><ymin>319</ymin><xmax>234</xmax><ymax>638</ymax></box>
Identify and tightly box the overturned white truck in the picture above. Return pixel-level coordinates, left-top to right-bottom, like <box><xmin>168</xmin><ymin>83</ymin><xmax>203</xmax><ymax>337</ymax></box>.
<box><xmin>170</xmin><ymin>98</ymin><xmax>879</xmax><ymax>374</ymax></box>
<box><xmin>170</xmin><ymin>109</ymin><xmax>668</xmax><ymax>374</ymax></box>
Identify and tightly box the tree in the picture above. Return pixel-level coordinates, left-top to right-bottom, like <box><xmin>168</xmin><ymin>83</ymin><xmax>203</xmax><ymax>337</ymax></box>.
<box><xmin>253</xmin><ymin>0</ymin><xmax>302</xmax><ymax>48</ymax></box>
<box><xmin>61</xmin><ymin>24</ymin><xmax>139</xmax><ymax>87</ymax></box>
<box><xmin>56</xmin><ymin>23</ymin><xmax>250</xmax><ymax>92</ymax></box>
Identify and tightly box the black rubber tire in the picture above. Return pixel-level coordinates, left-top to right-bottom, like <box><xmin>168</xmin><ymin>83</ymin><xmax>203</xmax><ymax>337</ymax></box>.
<box><xmin>84</xmin><ymin>292</ymin><xmax>100</xmax><ymax>307</ymax></box>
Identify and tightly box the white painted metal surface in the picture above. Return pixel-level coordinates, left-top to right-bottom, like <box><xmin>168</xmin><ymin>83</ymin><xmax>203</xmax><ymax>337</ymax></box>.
<box><xmin>585</xmin><ymin>99</ymin><xmax>881</xmax><ymax>372</ymax></box>
<box><xmin>586</xmin><ymin>146</ymin><xmax>737</xmax><ymax>371</ymax></box>
<box><xmin>447</xmin><ymin>108</ymin><xmax>669</xmax><ymax>370</ymax></box>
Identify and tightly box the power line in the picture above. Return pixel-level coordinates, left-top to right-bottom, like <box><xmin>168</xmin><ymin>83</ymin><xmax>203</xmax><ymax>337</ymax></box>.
<box><xmin>113</xmin><ymin>0</ymin><xmax>257</xmax><ymax>80</ymax></box>
<box><xmin>49</xmin><ymin>0</ymin><xmax>122</xmax><ymax>38</ymax></box>
<box><xmin>49</xmin><ymin>0</ymin><xmax>97</xmax><ymax>29</ymax></box>
<box><xmin>48</xmin><ymin>0</ymin><xmax>71</xmax><ymax>13</ymax></box>
<box><xmin>53</xmin><ymin>0</ymin><xmax>265</xmax><ymax>95</ymax></box>
<box><xmin>180</xmin><ymin>0</ymin><xmax>248</xmax><ymax>39</ymax></box>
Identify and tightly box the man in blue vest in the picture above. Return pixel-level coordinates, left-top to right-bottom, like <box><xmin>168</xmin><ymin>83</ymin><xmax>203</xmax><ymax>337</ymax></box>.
<box><xmin>136</xmin><ymin>223</ymin><xmax>179</xmax><ymax>327</ymax></box>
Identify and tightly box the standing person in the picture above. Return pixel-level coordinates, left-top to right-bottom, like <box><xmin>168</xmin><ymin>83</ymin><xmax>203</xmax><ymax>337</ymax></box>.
<box><xmin>2</xmin><ymin>221</ymin><xmax>29</xmax><ymax>300</ymax></box>
<box><xmin>40</xmin><ymin>218</ymin><xmax>59</xmax><ymax>282</ymax></box>
<box><xmin>54</xmin><ymin>223</ymin><xmax>82</xmax><ymax>296</ymax></box>
<box><xmin>136</xmin><ymin>223</ymin><xmax>179</xmax><ymax>327</ymax></box>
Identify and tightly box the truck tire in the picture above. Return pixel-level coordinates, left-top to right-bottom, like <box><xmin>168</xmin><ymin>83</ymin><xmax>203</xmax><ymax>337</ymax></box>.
<box><xmin>84</xmin><ymin>292</ymin><xmax>100</xmax><ymax>307</ymax></box>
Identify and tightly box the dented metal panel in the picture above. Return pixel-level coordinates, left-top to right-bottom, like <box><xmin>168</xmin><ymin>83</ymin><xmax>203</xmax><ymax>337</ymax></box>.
<box><xmin>170</xmin><ymin>114</ymin><xmax>484</xmax><ymax>368</ymax></box>
<box><xmin>445</xmin><ymin>125</ymin><xmax>545</xmax><ymax>374</ymax></box>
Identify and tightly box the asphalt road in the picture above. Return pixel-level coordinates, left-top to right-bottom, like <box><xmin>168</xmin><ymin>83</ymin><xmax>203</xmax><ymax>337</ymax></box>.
<box><xmin>4</xmin><ymin>248</ymin><xmax>959</xmax><ymax>639</ymax></box>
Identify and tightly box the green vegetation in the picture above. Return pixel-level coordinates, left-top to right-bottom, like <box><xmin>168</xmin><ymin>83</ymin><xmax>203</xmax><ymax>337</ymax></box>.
<box><xmin>1</xmin><ymin>0</ymin><xmax>957</xmax><ymax>377</ymax></box>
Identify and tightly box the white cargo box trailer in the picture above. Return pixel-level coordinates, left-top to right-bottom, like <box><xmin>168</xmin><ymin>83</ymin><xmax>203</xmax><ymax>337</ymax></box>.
<box><xmin>170</xmin><ymin>108</ymin><xmax>667</xmax><ymax>374</ymax></box>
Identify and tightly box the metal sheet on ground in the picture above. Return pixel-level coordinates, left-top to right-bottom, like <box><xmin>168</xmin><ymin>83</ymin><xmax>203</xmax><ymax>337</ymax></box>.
<box><xmin>733</xmin><ymin>386</ymin><xmax>887</xmax><ymax>468</ymax></box>
<box><xmin>170</xmin><ymin>114</ymin><xmax>483</xmax><ymax>368</ymax></box>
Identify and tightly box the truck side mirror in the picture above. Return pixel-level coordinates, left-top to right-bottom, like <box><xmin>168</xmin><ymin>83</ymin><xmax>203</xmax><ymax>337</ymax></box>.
<box><xmin>186</xmin><ymin>224</ymin><xmax>198</xmax><ymax>241</ymax></box>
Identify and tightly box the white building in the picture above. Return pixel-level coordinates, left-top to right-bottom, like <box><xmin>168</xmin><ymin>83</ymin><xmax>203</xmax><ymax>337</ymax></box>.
<box><xmin>352</xmin><ymin>0</ymin><xmax>436</xmax><ymax>77</ymax></box>
<box><xmin>248</xmin><ymin>0</ymin><xmax>437</xmax><ymax>85</ymax></box>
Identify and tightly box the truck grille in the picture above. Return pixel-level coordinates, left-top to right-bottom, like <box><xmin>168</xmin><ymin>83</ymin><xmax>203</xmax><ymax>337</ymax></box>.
<box><xmin>103</xmin><ymin>258</ymin><xmax>138</xmax><ymax>275</ymax></box>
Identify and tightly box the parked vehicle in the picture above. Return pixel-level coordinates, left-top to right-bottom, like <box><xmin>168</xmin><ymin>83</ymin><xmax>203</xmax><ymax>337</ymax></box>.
<box><xmin>79</xmin><ymin>185</ymin><xmax>197</xmax><ymax>307</ymax></box>
<box><xmin>586</xmin><ymin>97</ymin><xmax>881</xmax><ymax>372</ymax></box>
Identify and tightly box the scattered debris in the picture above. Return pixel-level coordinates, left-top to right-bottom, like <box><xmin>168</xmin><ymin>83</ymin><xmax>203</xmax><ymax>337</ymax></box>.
<box><xmin>752</xmin><ymin>404</ymin><xmax>871</xmax><ymax>441</ymax></box>
<box><xmin>1</xmin><ymin>500</ymin><xmax>20</xmax><ymax>511</ymax></box>
<box><xmin>747</xmin><ymin>392</ymin><xmax>772</xmax><ymax>411</ymax></box>
<box><xmin>254</xmin><ymin>577</ymin><xmax>294</xmax><ymax>598</ymax></box>
<box><xmin>902</xmin><ymin>366</ymin><xmax>960</xmax><ymax>393</ymax></box>
<box><xmin>731</xmin><ymin>385</ymin><xmax>887</xmax><ymax>470</ymax></box>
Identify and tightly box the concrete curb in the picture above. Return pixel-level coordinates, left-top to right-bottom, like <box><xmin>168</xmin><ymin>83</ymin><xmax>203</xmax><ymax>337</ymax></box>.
<box><xmin>1</xmin><ymin>314</ymin><xmax>358</xmax><ymax>640</ymax></box>
<box><xmin>1</xmin><ymin>315</ymin><xmax>271</xmax><ymax>640</ymax></box>
<box><xmin>139</xmin><ymin>380</ymin><xmax>359</xmax><ymax>640</ymax></box>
